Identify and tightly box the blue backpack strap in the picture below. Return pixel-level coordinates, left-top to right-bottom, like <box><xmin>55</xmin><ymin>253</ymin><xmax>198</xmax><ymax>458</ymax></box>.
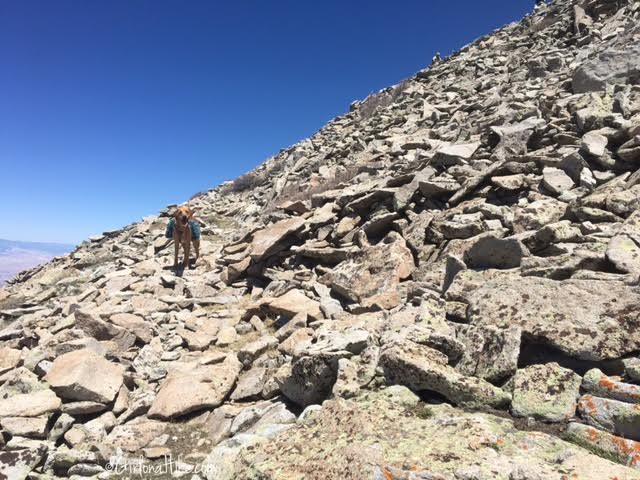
<box><xmin>165</xmin><ymin>218</ymin><xmax>175</xmax><ymax>238</ymax></box>
<box><xmin>190</xmin><ymin>220</ymin><xmax>201</xmax><ymax>240</ymax></box>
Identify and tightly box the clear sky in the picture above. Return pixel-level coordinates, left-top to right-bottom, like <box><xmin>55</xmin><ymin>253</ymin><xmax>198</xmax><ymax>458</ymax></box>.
<box><xmin>0</xmin><ymin>0</ymin><xmax>533</xmax><ymax>244</ymax></box>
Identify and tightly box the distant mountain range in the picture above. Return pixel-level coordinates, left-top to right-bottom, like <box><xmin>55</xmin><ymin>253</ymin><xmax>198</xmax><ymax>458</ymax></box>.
<box><xmin>0</xmin><ymin>239</ymin><xmax>75</xmax><ymax>286</ymax></box>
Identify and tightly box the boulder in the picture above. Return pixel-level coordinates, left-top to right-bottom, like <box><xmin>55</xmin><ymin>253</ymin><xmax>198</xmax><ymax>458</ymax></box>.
<box><xmin>542</xmin><ymin>167</ymin><xmax>575</xmax><ymax>195</ymax></box>
<box><xmin>132</xmin><ymin>345</ymin><xmax>167</xmax><ymax>381</ymax></box>
<box><xmin>0</xmin><ymin>416</ymin><xmax>49</xmax><ymax>438</ymax></box>
<box><xmin>565</xmin><ymin>422</ymin><xmax>640</xmax><ymax>470</ymax></box>
<box><xmin>606</xmin><ymin>209</ymin><xmax>640</xmax><ymax>275</ymax></box>
<box><xmin>60</xmin><ymin>401</ymin><xmax>107</xmax><ymax>415</ymax></box>
<box><xmin>433</xmin><ymin>141</ymin><xmax>480</xmax><ymax>165</ymax></box>
<box><xmin>0</xmin><ymin>389</ymin><xmax>61</xmax><ymax>418</ymax></box>
<box><xmin>230</xmin><ymin>368</ymin><xmax>268</xmax><ymax>401</ymax></box>
<box><xmin>106</xmin><ymin>420</ymin><xmax>167</xmax><ymax>452</ymax></box>
<box><xmin>624</xmin><ymin>357</ymin><xmax>640</xmax><ymax>382</ymax></box>
<box><xmin>274</xmin><ymin>312</ymin><xmax>307</xmax><ymax>342</ymax></box>
<box><xmin>321</xmin><ymin>231</ymin><xmax>415</xmax><ymax>309</ymax></box>
<box><xmin>582</xmin><ymin>368</ymin><xmax>640</xmax><ymax>403</ymax></box>
<box><xmin>572</xmin><ymin>40</ymin><xmax>640</xmax><ymax>93</ymax></box>
<box><xmin>45</xmin><ymin>349</ymin><xmax>124</xmax><ymax>403</ymax></box>
<box><xmin>237</xmin><ymin>336</ymin><xmax>278</xmax><ymax>366</ymax></box>
<box><xmin>230</xmin><ymin>387</ymin><xmax>636</xmax><ymax>480</ymax></box>
<box><xmin>249</xmin><ymin>217</ymin><xmax>305</xmax><ymax>261</ymax></box>
<box><xmin>619</xmin><ymin>135</ymin><xmax>640</xmax><ymax>163</ymax></box>
<box><xmin>418</xmin><ymin>176</ymin><xmax>461</xmax><ymax>198</ymax></box>
<box><xmin>109</xmin><ymin>313</ymin><xmax>154</xmax><ymax>344</ymax></box>
<box><xmin>176</xmin><ymin>327</ymin><xmax>215</xmax><ymax>351</ymax></box>
<box><xmin>463</xmin><ymin>235</ymin><xmax>528</xmax><ymax>269</ymax></box>
<box><xmin>73</xmin><ymin>309</ymin><xmax>136</xmax><ymax>350</ymax></box>
<box><xmin>511</xmin><ymin>363</ymin><xmax>581</xmax><ymax>422</ymax></box>
<box><xmin>379</xmin><ymin>341</ymin><xmax>511</xmax><ymax>409</ymax></box>
<box><xmin>276</xmin><ymin>355</ymin><xmax>339</xmax><ymax>407</ymax></box>
<box><xmin>148</xmin><ymin>355</ymin><xmax>242</xmax><ymax>419</ymax></box>
<box><xmin>454</xmin><ymin>324</ymin><xmax>521</xmax><ymax>382</ymax></box>
<box><xmin>490</xmin><ymin>118</ymin><xmax>544</xmax><ymax>160</ymax></box>
<box><xmin>513</xmin><ymin>198</ymin><xmax>567</xmax><ymax>232</ymax></box>
<box><xmin>578</xmin><ymin>394</ymin><xmax>640</xmax><ymax>440</ymax></box>
<box><xmin>0</xmin><ymin>447</ymin><xmax>47</xmax><ymax>480</ymax></box>
<box><xmin>0</xmin><ymin>347</ymin><xmax>21</xmax><ymax>374</ymax></box>
<box><xmin>436</xmin><ymin>212</ymin><xmax>486</xmax><ymax>240</ymax></box>
<box><xmin>448</xmin><ymin>270</ymin><xmax>640</xmax><ymax>361</ymax></box>
<box><xmin>580</xmin><ymin>131</ymin><xmax>608</xmax><ymax>157</ymax></box>
<box><xmin>258</xmin><ymin>289</ymin><xmax>323</xmax><ymax>321</ymax></box>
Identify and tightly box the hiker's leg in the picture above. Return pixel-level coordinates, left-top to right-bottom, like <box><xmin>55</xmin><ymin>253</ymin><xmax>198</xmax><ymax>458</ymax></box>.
<box><xmin>173</xmin><ymin>240</ymin><xmax>179</xmax><ymax>268</ymax></box>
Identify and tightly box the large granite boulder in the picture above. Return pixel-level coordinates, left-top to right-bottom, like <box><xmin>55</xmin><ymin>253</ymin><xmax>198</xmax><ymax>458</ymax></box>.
<box><xmin>148</xmin><ymin>355</ymin><xmax>242</xmax><ymax>419</ymax></box>
<box><xmin>448</xmin><ymin>270</ymin><xmax>640</xmax><ymax>361</ymax></box>
<box><xmin>321</xmin><ymin>231</ymin><xmax>415</xmax><ymax>309</ymax></box>
<box><xmin>45</xmin><ymin>349</ymin><xmax>124</xmax><ymax>403</ymax></box>
<box><xmin>572</xmin><ymin>38</ymin><xmax>640</xmax><ymax>93</ymax></box>
<box><xmin>379</xmin><ymin>340</ymin><xmax>511</xmax><ymax>409</ymax></box>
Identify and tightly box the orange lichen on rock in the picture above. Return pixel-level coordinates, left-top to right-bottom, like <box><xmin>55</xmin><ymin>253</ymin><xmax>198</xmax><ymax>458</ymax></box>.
<box><xmin>611</xmin><ymin>435</ymin><xmax>640</xmax><ymax>467</ymax></box>
<box><xmin>382</xmin><ymin>467</ymin><xmax>395</xmax><ymax>480</ymax></box>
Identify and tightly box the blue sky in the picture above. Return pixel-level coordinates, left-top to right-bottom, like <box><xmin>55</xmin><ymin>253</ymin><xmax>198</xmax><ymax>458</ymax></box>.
<box><xmin>0</xmin><ymin>0</ymin><xmax>532</xmax><ymax>244</ymax></box>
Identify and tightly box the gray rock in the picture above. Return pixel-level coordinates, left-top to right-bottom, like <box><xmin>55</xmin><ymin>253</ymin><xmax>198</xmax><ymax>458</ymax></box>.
<box><xmin>230</xmin><ymin>368</ymin><xmax>268</xmax><ymax>401</ymax></box>
<box><xmin>106</xmin><ymin>419</ymin><xmax>167</xmax><ymax>452</ymax></box>
<box><xmin>490</xmin><ymin>118</ymin><xmax>544</xmax><ymax>160</ymax></box>
<box><xmin>148</xmin><ymin>356</ymin><xmax>242</xmax><ymax>419</ymax></box>
<box><xmin>0</xmin><ymin>447</ymin><xmax>47</xmax><ymax>480</ymax></box>
<box><xmin>276</xmin><ymin>354</ymin><xmax>339</xmax><ymax>407</ymax></box>
<box><xmin>447</xmin><ymin>270</ymin><xmax>640</xmax><ymax>361</ymax></box>
<box><xmin>379</xmin><ymin>340</ymin><xmax>511</xmax><ymax>409</ymax></box>
<box><xmin>454</xmin><ymin>324</ymin><xmax>521</xmax><ymax>383</ymax></box>
<box><xmin>511</xmin><ymin>363</ymin><xmax>581</xmax><ymax>422</ymax></box>
<box><xmin>0</xmin><ymin>416</ymin><xmax>49</xmax><ymax>438</ymax></box>
<box><xmin>60</xmin><ymin>401</ymin><xmax>107</xmax><ymax>415</ymax></box>
<box><xmin>582</xmin><ymin>368</ymin><xmax>640</xmax><ymax>404</ymax></box>
<box><xmin>0</xmin><ymin>389</ymin><xmax>61</xmax><ymax>418</ymax></box>
<box><xmin>237</xmin><ymin>336</ymin><xmax>278</xmax><ymax>366</ymax></box>
<box><xmin>619</xmin><ymin>135</ymin><xmax>640</xmax><ymax>163</ymax></box>
<box><xmin>542</xmin><ymin>167</ymin><xmax>575</xmax><ymax>195</ymax></box>
<box><xmin>513</xmin><ymin>198</ymin><xmax>567</xmax><ymax>232</ymax></box>
<box><xmin>45</xmin><ymin>349</ymin><xmax>124</xmax><ymax>403</ymax></box>
<box><xmin>624</xmin><ymin>357</ymin><xmax>640</xmax><ymax>382</ymax></box>
<box><xmin>580</xmin><ymin>131</ymin><xmax>608</xmax><ymax>158</ymax></box>
<box><xmin>606</xmin><ymin>209</ymin><xmax>640</xmax><ymax>275</ymax></box>
<box><xmin>572</xmin><ymin>39</ymin><xmax>640</xmax><ymax>93</ymax></box>
<box><xmin>463</xmin><ymin>235</ymin><xmax>528</xmax><ymax>269</ymax></box>
<box><xmin>578</xmin><ymin>394</ymin><xmax>640</xmax><ymax>440</ymax></box>
<box><xmin>320</xmin><ymin>231</ymin><xmax>415</xmax><ymax>310</ymax></box>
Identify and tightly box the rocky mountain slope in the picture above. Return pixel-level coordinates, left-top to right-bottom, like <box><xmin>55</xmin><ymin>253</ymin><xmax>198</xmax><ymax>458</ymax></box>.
<box><xmin>2</xmin><ymin>0</ymin><xmax>640</xmax><ymax>478</ymax></box>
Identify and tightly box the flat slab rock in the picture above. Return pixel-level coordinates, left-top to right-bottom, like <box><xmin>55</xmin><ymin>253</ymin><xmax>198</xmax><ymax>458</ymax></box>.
<box><xmin>379</xmin><ymin>340</ymin><xmax>511</xmax><ymax>409</ymax></box>
<box><xmin>0</xmin><ymin>389</ymin><xmax>61</xmax><ymax>418</ymax></box>
<box><xmin>231</xmin><ymin>387</ymin><xmax>640</xmax><ymax>480</ymax></box>
<box><xmin>0</xmin><ymin>447</ymin><xmax>47</xmax><ymax>480</ymax></box>
<box><xmin>578</xmin><ymin>394</ymin><xmax>640</xmax><ymax>441</ymax></box>
<box><xmin>44</xmin><ymin>348</ymin><xmax>124</xmax><ymax>403</ymax></box>
<box><xmin>447</xmin><ymin>270</ymin><xmax>640</xmax><ymax>361</ymax></box>
<box><xmin>565</xmin><ymin>422</ymin><xmax>640</xmax><ymax>472</ymax></box>
<box><xmin>148</xmin><ymin>355</ymin><xmax>242</xmax><ymax>419</ymax></box>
